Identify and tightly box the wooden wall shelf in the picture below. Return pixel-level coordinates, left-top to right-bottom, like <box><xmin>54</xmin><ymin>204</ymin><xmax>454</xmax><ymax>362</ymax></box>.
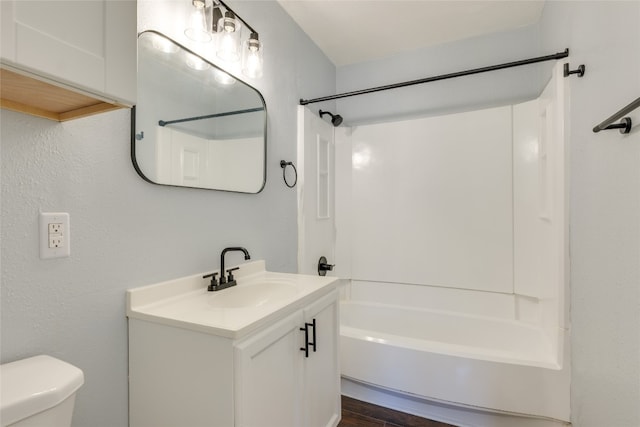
<box><xmin>0</xmin><ymin>68</ymin><xmax>124</xmax><ymax>122</ymax></box>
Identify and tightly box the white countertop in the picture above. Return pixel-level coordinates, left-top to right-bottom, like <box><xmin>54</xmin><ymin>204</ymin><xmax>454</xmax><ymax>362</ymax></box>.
<box><xmin>126</xmin><ymin>260</ymin><xmax>338</xmax><ymax>339</ymax></box>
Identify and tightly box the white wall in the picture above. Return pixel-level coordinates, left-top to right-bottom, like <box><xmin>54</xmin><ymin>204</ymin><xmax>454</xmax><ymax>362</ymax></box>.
<box><xmin>0</xmin><ymin>2</ymin><xmax>335</xmax><ymax>426</ymax></box>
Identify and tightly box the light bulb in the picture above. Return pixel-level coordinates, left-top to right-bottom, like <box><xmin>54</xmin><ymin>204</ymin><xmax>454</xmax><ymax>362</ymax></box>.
<box><xmin>185</xmin><ymin>0</ymin><xmax>211</xmax><ymax>43</ymax></box>
<box><xmin>216</xmin><ymin>12</ymin><xmax>241</xmax><ymax>62</ymax></box>
<box><xmin>242</xmin><ymin>32</ymin><xmax>263</xmax><ymax>78</ymax></box>
<box><xmin>223</xmin><ymin>16</ymin><xmax>236</xmax><ymax>32</ymax></box>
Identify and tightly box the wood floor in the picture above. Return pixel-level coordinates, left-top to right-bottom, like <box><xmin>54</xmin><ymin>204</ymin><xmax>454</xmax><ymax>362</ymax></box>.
<box><xmin>338</xmin><ymin>396</ymin><xmax>455</xmax><ymax>427</ymax></box>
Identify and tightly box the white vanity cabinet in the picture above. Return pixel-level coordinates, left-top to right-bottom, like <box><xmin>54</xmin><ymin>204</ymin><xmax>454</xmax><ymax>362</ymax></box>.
<box><xmin>302</xmin><ymin>291</ymin><xmax>341</xmax><ymax>427</ymax></box>
<box><xmin>235</xmin><ymin>291</ymin><xmax>340</xmax><ymax>427</ymax></box>
<box><xmin>127</xmin><ymin>264</ymin><xmax>340</xmax><ymax>427</ymax></box>
<box><xmin>0</xmin><ymin>0</ymin><xmax>136</xmax><ymax>119</ymax></box>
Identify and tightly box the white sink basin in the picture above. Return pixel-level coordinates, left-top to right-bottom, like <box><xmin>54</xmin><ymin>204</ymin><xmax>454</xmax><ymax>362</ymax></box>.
<box><xmin>126</xmin><ymin>260</ymin><xmax>338</xmax><ymax>339</ymax></box>
<box><xmin>207</xmin><ymin>279</ymin><xmax>298</xmax><ymax>309</ymax></box>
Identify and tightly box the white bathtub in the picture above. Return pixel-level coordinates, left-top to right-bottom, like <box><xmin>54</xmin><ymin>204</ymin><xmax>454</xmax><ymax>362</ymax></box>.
<box><xmin>340</xmin><ymin>301</ymin><xmax>570</xmax><ymax>422</ymax></box>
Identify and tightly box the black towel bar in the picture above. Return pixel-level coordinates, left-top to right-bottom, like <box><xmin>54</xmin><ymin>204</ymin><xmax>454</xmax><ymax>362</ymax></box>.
<box><xmin>593</xmin><ymin>96</ymin><xmax>640</xmax><ymax>134</ymax></box>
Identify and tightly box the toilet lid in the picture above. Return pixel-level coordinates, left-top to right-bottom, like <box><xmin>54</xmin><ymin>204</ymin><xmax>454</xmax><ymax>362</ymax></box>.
<box><xmin>0</xmin><ymin>355</ymin><xmax>84</xmax><ymax>426</ymax></box>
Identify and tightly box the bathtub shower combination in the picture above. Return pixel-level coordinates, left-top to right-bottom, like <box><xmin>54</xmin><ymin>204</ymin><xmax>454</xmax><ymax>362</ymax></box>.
<box><xmin>331</xmin><ymin>65</ymin><xmax>570</xmax><ymax>425</ymax></box>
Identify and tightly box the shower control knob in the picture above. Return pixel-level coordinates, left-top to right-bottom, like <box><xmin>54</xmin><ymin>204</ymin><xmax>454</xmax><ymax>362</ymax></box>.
<box><xmin>318</xmin><ymin>256</ymin><xmax>335</xmax><ymax>276</ymax></box>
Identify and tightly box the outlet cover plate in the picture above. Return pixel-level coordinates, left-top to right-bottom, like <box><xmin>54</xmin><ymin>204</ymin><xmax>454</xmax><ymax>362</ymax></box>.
<box><xmin>40</xmin><ymin>212</ymin><xmax>70</xmax><ymax>259</ymax></box>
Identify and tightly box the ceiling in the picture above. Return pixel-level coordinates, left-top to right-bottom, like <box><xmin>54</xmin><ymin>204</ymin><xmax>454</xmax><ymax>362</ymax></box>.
<box><xmin>278</xmin><ymin>0</ymin><xmax>545</xmax><ymax>67</ymax></box>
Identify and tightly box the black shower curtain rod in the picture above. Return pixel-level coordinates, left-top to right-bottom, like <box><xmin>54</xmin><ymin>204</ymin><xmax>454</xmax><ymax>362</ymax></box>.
<box><xmin>299</xmin><ymin>48</ymin><xmax>570</xmax><ymax>106</ymax></box>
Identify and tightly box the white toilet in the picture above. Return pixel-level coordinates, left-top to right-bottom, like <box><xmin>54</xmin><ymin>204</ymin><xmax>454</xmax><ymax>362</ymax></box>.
<box><xmin>0</xmin><ymin>355</ymin><xmax>84</xmax><ymax>427</ymax></box>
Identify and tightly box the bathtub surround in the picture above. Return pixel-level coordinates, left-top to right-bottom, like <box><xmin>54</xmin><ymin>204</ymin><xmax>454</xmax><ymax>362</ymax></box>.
<box><xmin>334</xmin><ymin>77</ymin><xmax>570</xmax><ymax>422</ymax></box>
<box><xmin>0</xmin><ymin>1</ymin><xmax>335</xmax><ymax>426</ymax></box>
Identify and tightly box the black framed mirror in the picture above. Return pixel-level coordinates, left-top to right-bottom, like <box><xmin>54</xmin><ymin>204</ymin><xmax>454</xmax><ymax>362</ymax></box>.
<box><xmin>132</xmin><ymin>30</ymin><xmax>266</xmax><ymax>193</ymax></box>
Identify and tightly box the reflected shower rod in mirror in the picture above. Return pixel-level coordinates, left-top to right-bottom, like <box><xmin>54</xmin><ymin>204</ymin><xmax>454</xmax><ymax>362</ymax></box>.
<box><xmin>159</xmin><ymin>107</ymin><xmax>265</xmax><ymax>127</ymax></box>
<box><xmin>300</xmin><ymin>48</ymin><xmax>570</xmax><ymax>105</ymax></box>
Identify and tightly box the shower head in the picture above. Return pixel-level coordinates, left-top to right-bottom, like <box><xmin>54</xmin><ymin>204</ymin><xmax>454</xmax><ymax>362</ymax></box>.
<box><xmin>319</xmin><ymin>110</ymin><xmax>343</xmax><ymax>127</ymax></box>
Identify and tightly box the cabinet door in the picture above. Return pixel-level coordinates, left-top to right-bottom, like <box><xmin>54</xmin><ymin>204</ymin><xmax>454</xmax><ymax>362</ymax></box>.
<box><xmin>104</xmin><ymin>0</ymin><xmax>137</xmax><ymax>104</ymax></box>
<box><xmin>235</xmin><ymin>311</ymin><xmax>305</xmax><ymax>427</ymax></box>
<box><xmin>303</xmin><ymin>290</ymin><xmax>341</xmax><ymax>427</ymax></box>
<box><xmin>1</xmin><ymin>0</ymin><xmax>135</xmax><ymax>105</ymax></box>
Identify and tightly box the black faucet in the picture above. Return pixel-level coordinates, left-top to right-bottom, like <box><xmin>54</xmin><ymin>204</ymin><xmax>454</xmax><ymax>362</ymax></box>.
<box><xmin>212</xmin><ymin>247</ymin><xmax>251</xmax><ymax>291</ymax></box>
<box><xmin>203</xmin><ymin>247</ymin><xmax>250</xmax><ymax>292</ymax></box>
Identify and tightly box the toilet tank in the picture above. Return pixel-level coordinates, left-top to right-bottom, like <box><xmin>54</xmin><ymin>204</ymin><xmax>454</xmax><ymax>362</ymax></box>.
<box><xmin>0</xmin><ymin>355</ymin><xmax>84</xmax><ymax>427</ymax></box>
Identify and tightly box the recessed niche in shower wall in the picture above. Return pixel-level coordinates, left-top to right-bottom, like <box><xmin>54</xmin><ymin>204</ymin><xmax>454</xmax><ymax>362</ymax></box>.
<box><xmin>317</xmin><ymin>136</ymin><xmax>330</xmax><ymax>219</ymax></box>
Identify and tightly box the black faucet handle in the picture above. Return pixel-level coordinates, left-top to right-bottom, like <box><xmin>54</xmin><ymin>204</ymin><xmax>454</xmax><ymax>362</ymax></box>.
<box><xmin>203</xmin><ymin>272</ymin><xmax>219</xmax><ymax>291</ymax></box>
<box><xmin>317</xmin><ymin>256</ymin><xmax>335</xmax><ymax>276</ymax></box>
<box><xmin>226</xmin><ymin>267</ymin><xmax>240</xmax><ymax>282</ymax></box>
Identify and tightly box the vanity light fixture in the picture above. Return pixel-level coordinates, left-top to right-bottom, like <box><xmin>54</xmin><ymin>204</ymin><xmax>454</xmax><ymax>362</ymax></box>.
<box><xmin>185</xmin><ymin>0</ymin><xmax>212</xmax><ymax>43</ymax></box>
<box><xmin>183</xmin><ymin>0</ymin><xmax>264</xmax><ymax>79</ymax></box>
<box><xmin>211</xmin><ymin>5</ymin><xmax>224</xmax><ymax>32</ymax></box>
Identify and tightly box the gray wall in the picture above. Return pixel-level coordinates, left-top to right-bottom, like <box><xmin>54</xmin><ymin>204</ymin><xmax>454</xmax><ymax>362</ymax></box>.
<box><xmin>539</xmin><ymin>2</ymin><xmax>640</xmax><ymax>426</ymax></box>
<box><xmin>336</xmin><ymin>2</ymin><xmax>640</xmax><ymax>425</ymax></box>
<box><xmin>0</xmin><ymin>2</ymin><xmax>335</xmax><ymax>426</ymax></box>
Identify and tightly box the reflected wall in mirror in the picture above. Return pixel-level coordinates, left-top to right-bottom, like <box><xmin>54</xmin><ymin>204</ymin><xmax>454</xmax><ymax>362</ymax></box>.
<box><xmin>132</xmin><ymin>31</ymin><xmax>266</xmax><ymax>193</ymax></box>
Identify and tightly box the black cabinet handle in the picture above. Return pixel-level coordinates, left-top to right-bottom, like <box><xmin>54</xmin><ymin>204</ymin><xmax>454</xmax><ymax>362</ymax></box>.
<box><xmin>309</xmin><ymin>319</ymin><xmax>317</xmax><ymax>353</ymax></box>
<box><xmin>300</xmin><ymin>324</ymin><xmax>309</xmax><ymax>358</ymax></box>
<box><xmin>300</xmin><ymin>319</ymin><xmax>317</xmax><ymax>357</ymax></box>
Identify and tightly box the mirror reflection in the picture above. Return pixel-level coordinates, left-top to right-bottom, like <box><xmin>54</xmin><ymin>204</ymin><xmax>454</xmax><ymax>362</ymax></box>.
<box><xmin>133</xmin><ymin>31</ymin><xmax>266</xmax><ymax>193</ymax></box>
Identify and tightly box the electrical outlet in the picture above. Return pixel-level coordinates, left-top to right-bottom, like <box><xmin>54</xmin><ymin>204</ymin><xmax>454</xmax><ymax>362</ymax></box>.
<box><xmin>49</xmin><ymin>235</ymin><xmax>63</xmax><ymax>248</ymax></box>
<box><xmin>40</xmin><ymin>212</ymin><xmax>70</xmax><ymax>259</ymax></box>
<box><xmin>49</xmin><ymin>223</ymin><xmax>63</xmax><ymax>234</ymax></box>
